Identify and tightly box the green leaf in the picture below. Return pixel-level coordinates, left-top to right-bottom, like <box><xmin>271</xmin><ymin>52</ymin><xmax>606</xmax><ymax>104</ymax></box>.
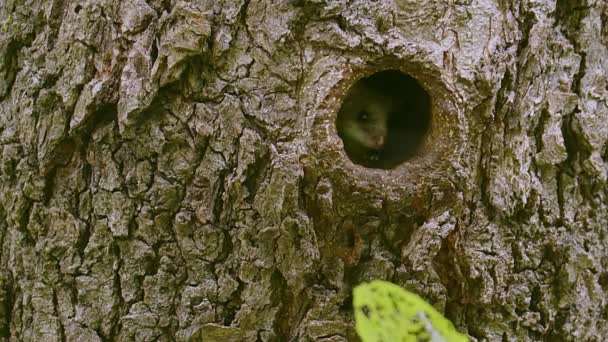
<box><xmin>353</xmin><ymin>280</ymin><xmax>469</xmax><ymax>342</ymax></box>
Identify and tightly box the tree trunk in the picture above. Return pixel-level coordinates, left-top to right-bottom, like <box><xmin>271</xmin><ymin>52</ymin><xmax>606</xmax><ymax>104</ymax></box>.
<box><xmin>1</xmin><ymin>0</ymin><xmax>607</xmax><ymax>341</ymax></box>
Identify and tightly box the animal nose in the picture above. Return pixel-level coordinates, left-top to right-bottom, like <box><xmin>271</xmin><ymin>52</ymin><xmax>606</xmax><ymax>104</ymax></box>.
<box><xmin>373</xmin><ymin>135</ymin><xmax>385</xmax><ymax>149</ymax></box>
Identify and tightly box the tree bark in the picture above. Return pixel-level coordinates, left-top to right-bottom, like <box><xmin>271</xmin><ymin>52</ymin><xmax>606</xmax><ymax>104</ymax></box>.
<box><xmin>1</xmin><ymin>0</ymin><xmax>607</xmax><ymax>341</ymax></box>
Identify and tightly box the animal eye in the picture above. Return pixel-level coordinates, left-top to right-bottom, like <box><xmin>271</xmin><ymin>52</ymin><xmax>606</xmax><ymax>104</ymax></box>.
<box><xmin>357</xmin><ymin>111</ymin><xmax>369</xmax><ymax>121</ymax></box>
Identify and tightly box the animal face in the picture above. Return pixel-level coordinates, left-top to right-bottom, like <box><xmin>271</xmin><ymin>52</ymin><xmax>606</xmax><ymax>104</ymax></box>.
<box><xmin>338</xmin><ymin>83</ymin><xmax>392</xmax><ymax>150</ymax></box>
<box><xmin>336</xmin><ymin>71</ymin><xmax>430</xmax><ymax>169</ymax></box>
<box><xmin>342</xmin><ymin>103</ymin><xmax>388</xmax><ymax>150</ymax></box>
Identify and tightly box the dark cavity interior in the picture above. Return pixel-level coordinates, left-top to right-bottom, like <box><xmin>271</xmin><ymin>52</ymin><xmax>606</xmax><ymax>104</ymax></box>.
<box><xmin>336</xmin><ymin>70</ymin><xmax>431</xmax><ymax>169</ymax></box>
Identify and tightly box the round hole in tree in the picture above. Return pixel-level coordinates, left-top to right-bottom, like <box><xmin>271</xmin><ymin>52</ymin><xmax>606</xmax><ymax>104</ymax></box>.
<box><xmin>336</xmin><ymin>70</ymin><xmax>431</xmax><ymax>169</ymax></box>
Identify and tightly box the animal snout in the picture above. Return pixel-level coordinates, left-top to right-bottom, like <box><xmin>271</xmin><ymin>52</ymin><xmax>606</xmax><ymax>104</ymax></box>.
<box><xmin>372</xmin><ymin>135</ymin><xmax>385</xmax><ymax>149</ymax></box>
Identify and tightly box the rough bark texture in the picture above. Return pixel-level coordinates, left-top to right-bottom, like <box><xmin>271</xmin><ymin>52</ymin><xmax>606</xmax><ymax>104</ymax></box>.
<box><xmin>1</xmin><ymin>0</ymin><xmax>607</xmax><ymax>341</ymax></box>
